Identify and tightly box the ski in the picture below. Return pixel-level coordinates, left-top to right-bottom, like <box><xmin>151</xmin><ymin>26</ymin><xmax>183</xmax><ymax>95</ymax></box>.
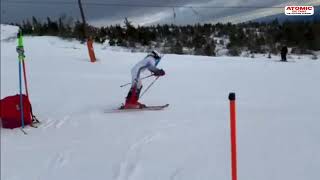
<box><xmin>120</xmin><ymin>104</ymin><xmax>169</xmax><ymax>110</ymax></box>
<box><xmin>105</xmin><ymin>104</ymin><xmax>169</xmax><ymax>113</ymax></box>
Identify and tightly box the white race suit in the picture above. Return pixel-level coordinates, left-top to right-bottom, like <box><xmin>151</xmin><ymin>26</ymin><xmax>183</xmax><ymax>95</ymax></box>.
<box><xmin>131</xmin><ymin>55</ymin><xmax>161</xmax><ymax>89</ymax></box>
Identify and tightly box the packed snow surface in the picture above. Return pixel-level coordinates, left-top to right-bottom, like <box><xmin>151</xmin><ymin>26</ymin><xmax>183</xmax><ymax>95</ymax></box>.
<box><xmin>1</xmin><ymin>25</ymin><xmax>320</xmax><ymax>180</ymax></box>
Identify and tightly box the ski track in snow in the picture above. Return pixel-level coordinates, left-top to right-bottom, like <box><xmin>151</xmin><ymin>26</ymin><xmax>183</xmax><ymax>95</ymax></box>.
<box><xmin>49</xmin><ymin>150</ymin><xmax>72</xmax><ymax>169</ymax></box>
<box><xmin>115</xmin><ymin>119</ymin><xmax>194</xmax><ymax>180</ymax></box>
<box><xmin>41</xmin><ymin>115</ymin><xmax>71</xmax><ymax>129</ymax></box>
<box><xmin>116</xmin><ymin>132</ymin><xmax>161</xmax><ymax>180</ymax></box>
<box><xmin>37</xmin><ymin>149</ymin><xmax>73</xmax><ymax>180</ymax></box>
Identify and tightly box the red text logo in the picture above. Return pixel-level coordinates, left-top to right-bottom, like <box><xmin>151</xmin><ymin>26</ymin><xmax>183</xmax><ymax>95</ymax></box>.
<box><xmin>285</xmin><ymin>6</ymin><xmax>314</xmax><ymax>16</ymax></box>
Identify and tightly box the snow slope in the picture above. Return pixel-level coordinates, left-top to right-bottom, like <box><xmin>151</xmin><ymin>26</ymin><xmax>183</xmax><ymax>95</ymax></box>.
<box><xmin>1</xmin><ymin>25</ymin><xmax>320</xmax><ymax>180</ymax></box>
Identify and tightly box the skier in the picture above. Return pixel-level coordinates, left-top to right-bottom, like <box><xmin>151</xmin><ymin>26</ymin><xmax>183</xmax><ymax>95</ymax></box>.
<box><xmin>281</xmin><ymin>46</ymin><xmax>288</xmax><ymax>61</ymax></box>
<box><xmin>123</xmin><ymin>50</ymin><xmax>165</xmax><ymax>109</ymax></box>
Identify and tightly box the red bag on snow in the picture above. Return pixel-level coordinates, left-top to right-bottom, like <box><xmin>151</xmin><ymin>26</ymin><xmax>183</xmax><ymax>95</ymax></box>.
<box><xmin>0</xmin><ymin>94</ymin><xmax>32</xmax><ymax>129</ymax></box>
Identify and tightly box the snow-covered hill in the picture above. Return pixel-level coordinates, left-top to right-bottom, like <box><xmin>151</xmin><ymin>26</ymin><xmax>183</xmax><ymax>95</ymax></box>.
<box><xmin>1</xmin><ymin>25</ymin><xmax>320</xmax><ymax>180</ymax></box>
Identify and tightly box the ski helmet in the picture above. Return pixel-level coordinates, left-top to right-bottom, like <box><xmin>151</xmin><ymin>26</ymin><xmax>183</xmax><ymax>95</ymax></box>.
<box><xmin>150</xmin><ymin>50</ymin><xmax>161</xmax><ymax>59</ymax></box>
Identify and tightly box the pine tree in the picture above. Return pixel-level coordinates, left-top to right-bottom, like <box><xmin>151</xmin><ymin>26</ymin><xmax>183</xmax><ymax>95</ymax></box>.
<box><xmin>171</xmin><ymin>41</ymin><xmax>183</xmax><ymax>54</ymax></box>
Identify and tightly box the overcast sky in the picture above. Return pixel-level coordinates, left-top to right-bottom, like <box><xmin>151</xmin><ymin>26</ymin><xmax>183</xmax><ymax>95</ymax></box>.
<box><xmin>1</xmin><ymin>0</ymin><xmax>319</xmax><ymax>26</ymax></box>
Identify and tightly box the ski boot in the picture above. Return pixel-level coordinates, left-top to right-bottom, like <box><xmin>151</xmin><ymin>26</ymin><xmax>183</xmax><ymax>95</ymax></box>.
<box><xmin>123</xmin><ymin>87</ymin><xmax>146</xmax><ymax>109</ymax></box>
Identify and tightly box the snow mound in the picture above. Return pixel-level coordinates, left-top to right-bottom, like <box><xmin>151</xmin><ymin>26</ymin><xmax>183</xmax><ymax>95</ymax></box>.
<box><xmin>1</xmin><ymin>24</ymin><xmax>19</xmax><ymax>41</ymax></box>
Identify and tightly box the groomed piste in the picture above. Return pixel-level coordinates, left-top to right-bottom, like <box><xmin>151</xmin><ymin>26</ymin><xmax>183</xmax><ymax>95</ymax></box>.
<box><xmin>1</xmin><ymin>24</ymin><xmax>320</xmax><ymax>180</ymax></box>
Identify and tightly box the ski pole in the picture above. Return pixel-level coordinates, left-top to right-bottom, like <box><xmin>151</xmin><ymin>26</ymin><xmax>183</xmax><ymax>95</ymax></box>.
<box><xmin>120</xmin><ymin>74</ymin><xmax>154</xmax><ymax>88</ymax></box>
<box><xmin>17</xmin><ymin>31</ymin><xmax>25</xmax><ymax>129</ymax></box>
<box><xmin>139</xmin><ymin>76</ymin><xmax>160</xmax><ymax>99</ymax></box>
<box><xmin>22</xmin><ymin>60</ymin><xmax>29</xmax><ymax>97</ymax></box>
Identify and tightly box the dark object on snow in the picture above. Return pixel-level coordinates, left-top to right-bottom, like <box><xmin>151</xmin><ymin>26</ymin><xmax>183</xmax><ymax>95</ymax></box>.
<box><xmin>0</xmin><ymin>94</ymin><xmax>33</xmax><ymax>129</ymax></box>
<box><xmin>268</xmin><ymin>53</ymin><xmax>271</xmax><ymax>59</ymax></box>
<box><xmin>281</xmin><ymin>46</ymin><xmax>288</xmax><ymax>61</ymax></box>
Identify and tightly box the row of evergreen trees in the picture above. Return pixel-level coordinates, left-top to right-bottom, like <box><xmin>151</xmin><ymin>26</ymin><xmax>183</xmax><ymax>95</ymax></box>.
<box><xmin>15</xmin><ymin>16</ymin><xmax>320</xmax><ymax>56</ymax></box>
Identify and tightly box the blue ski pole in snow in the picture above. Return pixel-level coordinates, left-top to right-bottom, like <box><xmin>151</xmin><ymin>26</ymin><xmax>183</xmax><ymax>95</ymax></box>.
<box><xmin>17</xmin><ymin>31</ymin><xmax>25</xmax><ymax>128</ymax></box>
<box><xmin>18</xmin><ymin>57</ymin><xmax>24</xmax><ymax>128</ymax></box>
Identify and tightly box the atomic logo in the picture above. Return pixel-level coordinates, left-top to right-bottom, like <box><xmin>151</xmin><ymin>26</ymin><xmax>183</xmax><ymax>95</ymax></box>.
<box><xmin>285</xmin><ymin>6</ymin><xmax>314</xmax><ymax>16</ymax></box>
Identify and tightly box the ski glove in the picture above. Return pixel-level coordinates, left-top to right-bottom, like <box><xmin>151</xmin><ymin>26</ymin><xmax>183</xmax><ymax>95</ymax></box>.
<box><xmin>153</xmin><ymin>69</ymin><xmax>165</xmax><ymax>76</ymax></box>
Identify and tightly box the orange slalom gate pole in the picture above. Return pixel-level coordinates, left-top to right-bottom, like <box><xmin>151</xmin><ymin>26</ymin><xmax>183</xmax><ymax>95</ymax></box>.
<box><xmin>87</xmin><ymin>38</ymin><xmax>96</xmax><ymax>62</ymax></box>
<box><xmin>229</xmin><ymin>92</ymin><xmax>238</xmax><ymax>180</ymax></box>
